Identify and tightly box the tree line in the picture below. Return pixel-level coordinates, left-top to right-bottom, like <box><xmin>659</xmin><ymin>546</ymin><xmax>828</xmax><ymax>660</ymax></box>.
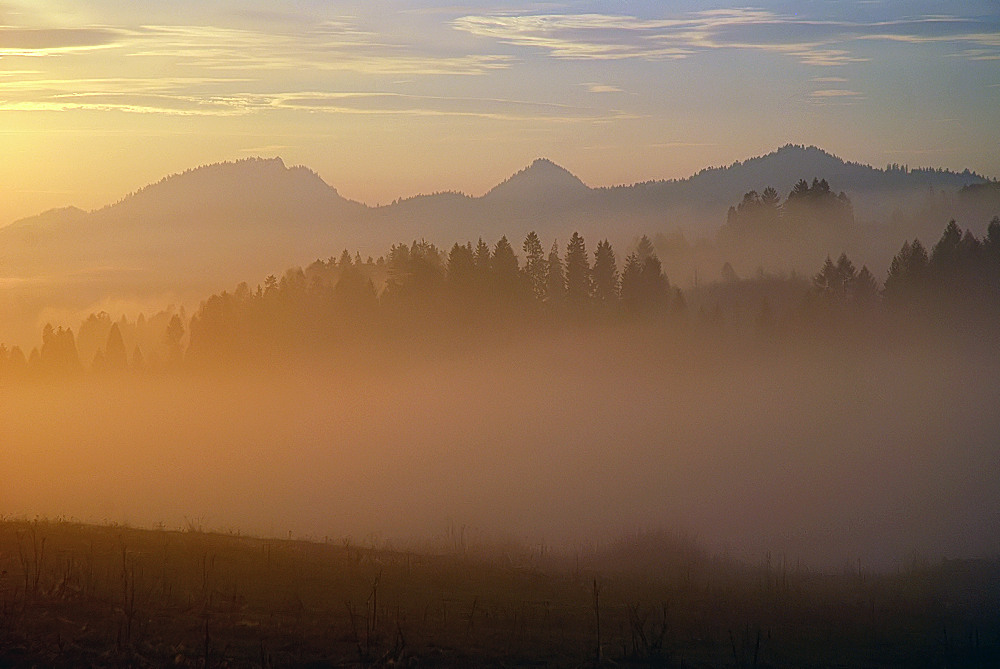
<box><xmin>1</xmin><ymin>211</ymin><xmax>998</xmax><ymax>380</ymax></box>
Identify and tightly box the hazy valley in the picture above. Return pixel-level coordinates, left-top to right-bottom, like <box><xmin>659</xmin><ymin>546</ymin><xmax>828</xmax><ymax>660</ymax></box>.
<box><xmin>2</xmin><ymin>144</ymin><xmax>997</xmax><ymax>348</ymax></box>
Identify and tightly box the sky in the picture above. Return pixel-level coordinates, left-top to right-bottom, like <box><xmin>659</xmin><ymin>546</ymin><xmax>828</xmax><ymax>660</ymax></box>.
<box><xmin>1</xmin><ymin>0</ymin><xmax>998</xmax><ymax>223</ymax></box>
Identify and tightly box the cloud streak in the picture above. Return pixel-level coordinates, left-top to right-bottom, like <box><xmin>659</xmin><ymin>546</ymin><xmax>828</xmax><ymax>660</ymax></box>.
<box><xmin>807</xmin><ymin>88</ymin><xmax>865</xmax><ymax>105</ymax></box>
<box><xmin>809</xmin><ymin>89</ymin><xmax>864</xmax><ymax>98</ymax></box>
<box><xmin>0</xmin><ymin>15</ymin><xmax>513</xmax><ymax>76</ymax></box>
<box><xmin>123</xmin><ymin>23</ymin><xmax>513</xmax><ymax>76</ymax></box>
<box><xmin>0</xmin><ymin>26</ymin><xmax>123</xmax><ymax>56</ymax></box>
<box><xmin>452</xmin><ymin>9</ymin><xmax>1000</xmax><ymax>66</ymax></box>
<box><xmin>0</xmin><ymin>87</ymin><xmax>628</xmax><ymax>123</ymax></box>
<box><xmin>270</xmin><ymin>91</ymin><xmax>631</xmax><ymax>122</ymax></box>
<box><xmin>582</xmin><ymin>83</ymin><xmax>623</xmax><ymax>94</ymax></box>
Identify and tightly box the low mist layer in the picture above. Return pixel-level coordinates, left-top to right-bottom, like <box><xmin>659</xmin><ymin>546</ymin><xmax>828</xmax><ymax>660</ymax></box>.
<box><xmin>4</xmin><ymin>326</ymin><xmax>998</xmax><ymax>570</ymax></box>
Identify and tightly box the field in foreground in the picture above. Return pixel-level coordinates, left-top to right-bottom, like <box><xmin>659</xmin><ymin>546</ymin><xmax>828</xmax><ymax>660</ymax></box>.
<box><xmin>0</xmin><ymin>520</ymin><xmax>997</xmax><ymax>668</ymax></box>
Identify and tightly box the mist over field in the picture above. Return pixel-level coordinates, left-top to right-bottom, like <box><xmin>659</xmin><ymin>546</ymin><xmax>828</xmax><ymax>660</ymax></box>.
<box><xmin>5</xmin><ymin>324</ymin><xmax>998</xmax><ymax>570</ymax></box>
<box><xmin>3</xmin><ymin>147</ymin><xmax>999</xmax><ymax>580</ymax></box>
<box><xmin>5</xmin><ymin>3</ymin><xmax>1000</xmax><ymax>665</ymax></box>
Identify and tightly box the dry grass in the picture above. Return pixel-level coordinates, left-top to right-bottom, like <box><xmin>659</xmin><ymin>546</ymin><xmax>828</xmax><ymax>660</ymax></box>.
<box><xmin>0</xmin><ymin>519</ymin><xmax>997</xmax><ymax>667</ymax></box>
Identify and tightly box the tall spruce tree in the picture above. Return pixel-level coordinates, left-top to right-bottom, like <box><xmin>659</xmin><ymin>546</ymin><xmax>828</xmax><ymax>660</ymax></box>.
<box><xmin>620</xmin><ymin>252</ymin><xmax>642</xmax><ymax>314</ymax></box>
<box><xmin>492</xmin><ymin>235</ymin><xmax>520</xmax><ymax>301</ymax></box>
<box><xmin>522</xmin><ymin>231</ymin><xmax>546</xmax><ymax>301</ymax></box>
<box><xmin>447</xmin><ymin>242</ymin><xmax>475</xmax><ymax>289</ymax></box>
<box><xmin>104</xmin><ymin>322</ymin><xmax>128</xmax><ymax>371</ymax></box>
<box><xmin>474</xmin><ymin>237</ymin><xmax>492</xmax><ymax>296</ymax></box>
<box><xmin>545</xmin><ymin>240</ymin><xmax>566</xmax><ymax>303</ymax></box>
<box><xmin>565</xmin><ymin>232</ymin><xmax>591</xmax><ymax>302</ymax></box>
<box><xmin>592</xmin><ymin>239</ymin><xmax>619</xmax><ymax>304</ymax></box>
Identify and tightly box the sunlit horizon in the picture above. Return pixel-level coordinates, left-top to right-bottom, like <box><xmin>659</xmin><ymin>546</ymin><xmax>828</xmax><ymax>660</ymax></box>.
<box><xmin>2</xmin><ymin>4</ymin><xmax>1000</xmax><ymax>664</ymax></box>
<box><xmin>2</xmin><ymin>0</ymin><xmax>998</xmax><ymax>223</ymax></box>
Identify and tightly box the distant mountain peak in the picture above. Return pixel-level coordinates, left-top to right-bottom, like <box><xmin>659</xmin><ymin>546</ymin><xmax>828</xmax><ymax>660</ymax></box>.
<box><xmin>485</xmin><ymin>157</ymin><xmax>589</xmax><ymax>201</ymax></box>
<box><xmin>99</xmin><ymin>155</ymin><xmax>350</xmax><ymax>216</ymax></box>
<box><xmin>529</xmin><ymin>157</ymin><xmax>560</xmax><ymax>168</ymax></box>
<box><xmin>4</xmin><ymin>205</ymin><xmax>88</xmax><ymax>231</ymax></box>
<box><xmin>526</xmin><ymin>157</ymin><xmax>578</xmax><ymax>176</ymax></box>
<box><xmin>140</xmin><ymin>156</ymin><xmax>294</xmax><ymax>191</ymax></box>
<box><xmin>775</xmin><ymin>143</ymin><xmax>830</xmax><ymax>155</ymax></box>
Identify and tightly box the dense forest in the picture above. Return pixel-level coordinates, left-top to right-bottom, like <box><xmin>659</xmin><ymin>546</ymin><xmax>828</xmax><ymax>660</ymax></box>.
<box><xmin>2</xmin><ymin>179</ymin><xmax>999</xmax><ymax>381</ymax></box>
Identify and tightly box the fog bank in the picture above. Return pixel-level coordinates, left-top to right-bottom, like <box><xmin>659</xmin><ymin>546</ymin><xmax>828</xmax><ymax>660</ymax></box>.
<box><xmin>3</xmin><ymin>328</ymin><xmax>998</xmax><ymax>570</ymax></box>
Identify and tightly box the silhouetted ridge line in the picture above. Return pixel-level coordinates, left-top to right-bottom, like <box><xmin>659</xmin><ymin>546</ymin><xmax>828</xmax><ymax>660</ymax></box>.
<box><xmin>596</xmin><ymin>144</ymin><xmax>987</xmax><ymax>193</ymax></box>
<box><xmin>1</xmin><ymin>144</ymin><xmax>993</xmax><ymax>322</ymax></box>
<box><xmin>484</xmin><ymin>157</ymin><xmax>589</xmax><ymax>201</ymax></box>
<box><xmin>96</xmin><ymin>156</ymin><xmax>352</xmax><ymax>212</ymax></box>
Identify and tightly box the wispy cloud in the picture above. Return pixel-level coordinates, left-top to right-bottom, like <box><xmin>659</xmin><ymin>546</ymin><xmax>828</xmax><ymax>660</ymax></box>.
<box><xmin>452</xmin><ymin>13</ymin><xmax>695</xmax><ymax>60</ymax></box>
<box><xmin>807</xmin><ymin>89</ymin><xmax>865</xmax><ymax>105</ymax></box>
<box><xmin>124</xmin><ymin>23</ymin><xmax>513</xmax><ymax>76</ymax></box>
<box><xmin>270</xmin><ymin>91</ymin><xmax>631</xmax><ymax>122</ymax></box>
<box><xmin>0</xmin><ymin>97</ymin><xmax>255</xmax><ymax>116</ymax></box>
<box><xmin>792</xmin><ymin>49</ymin><xmax>868</xmax><ymax>67</ymax></box>
<box><xmin>0</xmin><ymin>13</ymin><xmax>521</xmax><ymax>118</ymax></box>
<box><xmin>809</xmin><ymin>89</ymin><xmax>864</xmax><ymax>98</ymax></box>
<box><xmin>582</xmin><ymin>83</ymin><xmax>622</xmax><ymax>93</ymax></box>
<box><xmin>0</xmin><ymin>76</ymin><xmax>252</xmax><ymax>93</ymax></box>
<box><xmin>953</xmin><ymin>49</ymin><xmax>1000</xmax><ymax>61</ymax></box>
<box><xmin>0</xmin><ymin>26</ymin><xmax>123</xmax><ymax>56</ymax></box>
<box><xmin>0</xmin><ymin>87</ymin><xmax>630</xmax><ymax>123</ymax></box>
<box><xmin>453</xmin><ymin>9</ymin><xmax>1000</xmax><ymax>66</ymax></box>
<box><xmin>0</xmin><ymin>15</ymin><xmax>513</xmax><ymax>76</ymax></box>
<box><xmin>0</xmin><ymin>76</ymin><xmax>264</xmax><ymax>116</ymax></box>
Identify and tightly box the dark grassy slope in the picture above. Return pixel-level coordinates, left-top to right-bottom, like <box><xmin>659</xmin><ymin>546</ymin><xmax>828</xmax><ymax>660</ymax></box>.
<box><xmin>1</xmin><ymin>520</ymin><xmax>997</xmax><ymax>667</ymax></box>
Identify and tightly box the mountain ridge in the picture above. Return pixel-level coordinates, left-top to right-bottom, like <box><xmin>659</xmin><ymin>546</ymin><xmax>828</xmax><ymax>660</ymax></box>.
<box><xmin>1</xmin><ymin>144</ymin><xmax>993</xmax><ymax>282</ymax></box>
<box><xmin>484</xmin><ymin>157</ymin><xmax>590</xmax><ymax>202</ymax></box>
<box><xmin>0</xmin><ymin>144</ymin><xmax>996</xmax><ymax>349</ymax></box>
<box><xmin>1</xmin><ymin>143</ymin><xmax>990</xmax><ymax>280</ymax></box>
<box><xmin>603</xmin><ymin>145</ymin><xmax>987</xmax><ymax>191</ymax></box>
<box><xmin>6</xmin><ymin>144</ymin><xmax>991</xmax><ymax>228</ymax></box>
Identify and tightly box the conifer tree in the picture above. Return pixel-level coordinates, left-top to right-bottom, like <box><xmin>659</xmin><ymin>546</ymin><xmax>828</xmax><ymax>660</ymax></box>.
<box><xmin>813</xmin><ymin>256</ymin><xmax>838</xmax><ymax>294</ymax></box>
<box><xmin>39</xmin><ymin>324</ymin><xmax>82</xmax><ymax>375</ymax></box>
<box><xmin>474</xmin><ymin>238</ymin><xmax>492</xmax><ymax>295</ymax></box>
<box><xmin>884</xmin><ymin>239</ymin><xmax>928</xmax><ymax>299</ymax></box>
<box><xmin>985</xmin><ymin>217</ymin><xmax>1000</xmax><ymax>290</ymax></box>
<box><xmin>636</xmin><ymin>235</ymin><xmax>655</xmax><ymax>262</ymax></box>
<box><xmin>474</xmin><ymin>238</ymin><xmax>491</xmax><ymax>272</ymax></box>
<box><xmin>446</xmin><ymin>242</ymin><xmax>475</xmax><ymax>289</ymax></box>
<box><xmin>492</xmin><ymin>235</ymin><xmax>520</xmax><ymax>301</ymax></box>
<box><xmin>620</xmin><ymin>252</ymin><xmax>642</xmax><ymax>314</ymax></box>
<box><xmin>545</xmin><ymin>240</ymin><xmax>566</xmax><ymax>303</ymax></box>
<box><xmin>522</xmin><ymin>231</ymin><xmax>546</xmax><ymax>301</ymax></box>
<box><xmin>104</xmin><ymin>322</ymin><xmax>128</xmax><ymax>371</ymax></box>
<box><xmin>7</xmin><ymin>346</ymin><xmax>26</xmax><ymax>376</ymax></box>
<box><xmin>835</xmin><ymin>253</ymin><xmax>857</xmax><ymax>295</ymax></box>
<box><xmin>852</xmin><ymin>266</ymin><xmax>880</xmax><ymax>305</ymax></box>
<box><xmin>565</xmin><ymin>232</ymin><xmax>591</xmax><ymax>302</ymax></box>
<box><xmin>166</xmin><ymin>314</ymin><xmax>185</xmax><ymax>365</ymax></box>
<box><xmin>639</xmin><ymin>253</ymin><xmax>670</xmax><ymax>312</ymax></box>
<box><xmin>592</xmin><ymin>239</ymin><xmax>619</xmax><ymax>304</ymax></box>
<box><xmin>334</xmin><ymin>256</ymin><xmax>378</xmax><ymax>313</ymax></box>
<box><xmin>930</xmin><ymin>220</ymin><xmax>963</xmax><ymax>277</ymax></box>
